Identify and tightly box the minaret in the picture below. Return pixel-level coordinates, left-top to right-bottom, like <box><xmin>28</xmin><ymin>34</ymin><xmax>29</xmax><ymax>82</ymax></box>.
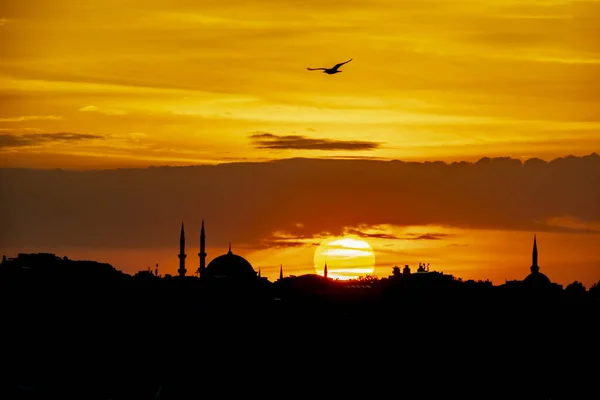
<box><xmin>228</xmin><ymin>241</ymin><xmax>232</xmax><ymax>254</ymax></box>
<box><xmin>279</xmin><ymin>264</ymin><xmax>283</xmax><ymax>280</ymax></box>
<box><xmin>258</xmin><ymin>267</ymin><xmax>261</xmax><ymax>278</ymax></box>
<box><xmin>530</xmin><ymin>234</ymin><xmax>539</xmax><ymax>274</ymax></box>
<box><xmin>178</xmin><ymin>222</ymin><xmax>187</xmax><ymax>277</ymax></box>
<box><xmin>198</xmin><ymin>219</ymin><xmax>206</xmax><ymax>277</ymax></box>
<box><xmin>324</xmin><ymin>262</ymin><xmax>328</xmax><ymax>279</ymax></box>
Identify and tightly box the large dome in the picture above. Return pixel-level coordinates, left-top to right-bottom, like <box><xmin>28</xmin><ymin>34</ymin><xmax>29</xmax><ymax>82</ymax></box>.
<box><xmin>204</xmin><ymin>249</ymin><xmax>256</xmax><ymax>279</ymax></box>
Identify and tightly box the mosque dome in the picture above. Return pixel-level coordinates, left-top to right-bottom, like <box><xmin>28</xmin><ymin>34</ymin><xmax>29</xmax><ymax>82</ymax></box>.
<box><xmin>204</xmin><ymin>247</ymin><xmax>257</xmax><ymax>280</ymax></box>
<box><xmin>523</xmin><ymin>271</ymin><xmax>551</xmax><ymax>285</ymax></box>
<box><xmin>523</xmin><ymin>235</ymin><xmax>552</xmax><ymax>286</ymax></box>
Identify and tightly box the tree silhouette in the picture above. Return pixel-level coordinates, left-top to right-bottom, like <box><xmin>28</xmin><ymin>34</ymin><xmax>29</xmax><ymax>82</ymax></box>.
<box><xmin>589</xmin><ymin>280</ymin><xmax>600</xmax><ymax>299</ymax></box>
<box><xmin>565</xmin><ymin>281</ymin><xmax>586</xmax><ymax>294</ymax></box>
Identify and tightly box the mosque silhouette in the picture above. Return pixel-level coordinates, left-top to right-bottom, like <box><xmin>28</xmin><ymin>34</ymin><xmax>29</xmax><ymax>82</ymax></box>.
<box><xmin>176</xmin><ymin>220</ymin><xmax>258</xmax><ymax>281</ymax></box>
<box><xmin>170</xmin><ymin>218</ymin><xmax>558</xmax><ymax>291</ymax></box>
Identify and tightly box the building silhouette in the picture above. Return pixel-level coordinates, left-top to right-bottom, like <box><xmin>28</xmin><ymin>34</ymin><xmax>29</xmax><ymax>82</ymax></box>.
<box><xmin>523</xmin><ymin>234</ymin><xmax>551</xmax><ymax>285</ymax></box>
<box><xmin>501</xmin><ymin>234</ymin><xmax>562</xmax><ymax>293</ymax></box>
<box><xmin>176</xmin><ymin>221</ymin><xmax>260</xmax><ymax>282</ymax></box>
<box><xmin>198</xmin><ymin>219</ymin><xmax>206</xmax><ymax>277</ymax></box>
<box><xmin>177</xmin><ymin>222</ymin><xmax>187</xmax><ymax>277</ymax></box>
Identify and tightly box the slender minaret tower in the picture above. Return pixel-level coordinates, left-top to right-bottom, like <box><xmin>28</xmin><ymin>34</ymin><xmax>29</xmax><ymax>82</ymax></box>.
<box><xmin>324</xmin><ymin>262</ymin><xmax>328</xmax><ymax>279</ymax></box>
<box><xmin>198</xmin><ymin>219</ymin><xmax>206</xmax><ymax>277</ymax></box>
<box><xmin>279</xmin><ymin>264</ymin><xmax>283</xmax><ymax>280</ymax></box>
<box><xmin>530</xmin><ymin>234</ymin><xmax>539</xmax><ymax>274</ymax></box>
<box><xmin>178</xmin><ymin>222</ymin><xmax>187</xmax><ymax>277</ymax></box>
<box><xmin>258</xmin><ymin>267</ymin><xmax>261</xmax><ymax>277</ymax></box>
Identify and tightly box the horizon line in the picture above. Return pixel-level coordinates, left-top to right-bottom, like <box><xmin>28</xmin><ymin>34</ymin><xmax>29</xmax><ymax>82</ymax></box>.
<box><xmin>1</xmin><ymin>152</ymin><xmax>598</xmax><ymax>172</ymax></box>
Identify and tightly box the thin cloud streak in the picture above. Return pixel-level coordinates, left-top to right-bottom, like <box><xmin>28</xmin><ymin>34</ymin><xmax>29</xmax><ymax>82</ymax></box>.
<box><xmin>0</xmin><ymin>132</ymin><xmax>104</xmax><ymax>149</ymax></box>
<box><xmin>79</xmin><ymin>105</ymin><xmax>127</xmax><ymax>115</ymax></box>
<box><xmin>0</xmin><ymin>115</ymin><xmax>63</xmax><ymax>122</ymax></box>
<box><xmin>249</xmin><ymin>132</ymin><xmax>381</xmax><ymax>151</ymax></box>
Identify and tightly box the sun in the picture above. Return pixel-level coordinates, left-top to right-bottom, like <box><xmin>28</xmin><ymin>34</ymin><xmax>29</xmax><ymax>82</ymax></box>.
<box><xmin>313</xmin><ymin>236</ymin><xmax>376</xmax><ymax>280</ymax></box>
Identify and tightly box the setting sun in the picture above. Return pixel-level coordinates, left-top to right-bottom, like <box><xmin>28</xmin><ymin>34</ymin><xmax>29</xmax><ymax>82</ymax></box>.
<box><xmin>313</xmin><ymin>237</ymin><xmax>375</xmax><ymax>280</ymax></box>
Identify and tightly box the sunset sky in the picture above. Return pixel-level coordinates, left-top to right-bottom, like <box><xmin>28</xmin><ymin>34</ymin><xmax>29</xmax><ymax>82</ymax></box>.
<box><xmin>1</xmin><ymin>1</ymin><xmax>599</xmax><ymax>287</ymax></box>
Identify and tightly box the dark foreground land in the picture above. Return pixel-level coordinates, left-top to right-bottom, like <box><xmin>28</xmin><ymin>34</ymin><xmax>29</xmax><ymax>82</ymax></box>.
<box><xmin>1</xmin><ymin>266</ymin><xmax>599</xmax><ymax>399</ymax></box>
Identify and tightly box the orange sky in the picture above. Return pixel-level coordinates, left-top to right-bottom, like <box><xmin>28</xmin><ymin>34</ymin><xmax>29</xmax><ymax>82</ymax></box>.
<box><xmin>1</xmin><ymin>0</ymin><xmax>599</xmax><ymax>167</ymax></box>
<box><xmin>1</xmin><ymin>1</ymin><xmax>599</xmax><ymax>287</ymax></box>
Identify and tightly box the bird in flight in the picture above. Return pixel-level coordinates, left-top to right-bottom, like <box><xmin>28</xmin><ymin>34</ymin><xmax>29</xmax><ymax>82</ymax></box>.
<box><xmin>307</xmin><ymin>58</ymin><xmax>352</xmax><ymax>74</ymax></box>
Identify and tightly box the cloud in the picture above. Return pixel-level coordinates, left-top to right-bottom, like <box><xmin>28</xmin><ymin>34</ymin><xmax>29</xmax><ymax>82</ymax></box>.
<box><xmin>409</xmin><ymin>233</ymin><xmax>451</xmax><ymax>240</ymax></box>
<box><xmin>79</xmin><ymin>105</ymin><xmax>100</xmax><ymax>112</ymax></box>
<box><xmin>258</xmin><ymin>230</ymin><xmax>325</xmax><ymax>249</ymax></box>
<box><xmin>79</xmin><ymin>105</ymin><xmax>127</xmax><ymax>115</ymax></box>
<box><xmin>1</xmin><ymin>153</ymin><xmax>599</xmax><ymax>250</ymax></box>
<box><xmin>127</xmin><ymin>132</ymin><xmax>148</xmax><ymax>141</ymax></box>
<box><xmin>0</xmin><ymin>132</ymin><xmax>104</xmax><ymax>149</ymax></box>
<box><xmin>322</xmin><ymin>155</ymin><xmax>389</xmax><ymax>160</ymax></box>
<box><xmin>343</xmin><ymin>228</ymin><xmax>452</xmax><ymax>241</ymax></box>
<box><xmin>258</xmin><ymin>240</ymin><xmax>320</xmax><ymax>249</ymax></box>
<box><xmin>344</xmin><ymin>229</ymin><xmax>399</xmax><ymax>240</ymax></box>
<box><xmin>249</xmin><ymin>132</ymin><xmax>381</xmax><ymax>151</ymax></box>
<box><xmin>0</xmin><ymin>128</ymin><xmax>42</xmax><ymax>133</ymax></box>
<box><xmin>542</xmin><ymin>215</ymin><xmax>600</xmax><ymax>234</ymax></box>
<box><xmin>0</xmin><ymin>115</ymin><xmax>63</xmax><ymax>122</ymax></box>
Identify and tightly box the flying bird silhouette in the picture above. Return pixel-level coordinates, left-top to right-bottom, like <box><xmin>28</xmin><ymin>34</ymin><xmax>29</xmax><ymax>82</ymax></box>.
<box><xmin>307</xmin><ymin>58</ymin><xmax>353</xmax><ymax>74</ymax></box>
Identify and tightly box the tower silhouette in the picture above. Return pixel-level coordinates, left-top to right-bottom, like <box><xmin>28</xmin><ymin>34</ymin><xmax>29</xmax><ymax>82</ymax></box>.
<box><xmin>198</xmin><ymin>219</ymin><xmax>206</xmax><ymax>277</ymax></box>
<box><xmin>279</xmin><ymin>264</ymin><xmax>283</xmax><ymax>280</ymax></box>
<box><xmin>324</xmin><ymin>262</ymin><xmax>328</xmax><ymax>279</ymax></box>
<box><xmin>531</xmin><ymin>234</ymin><xmax>539</xmax><ymax>274</ymax></box>
<box><xmin>178</xmin><ymin>222</ymin><xmax>187</xmax><ymax>277</ymax></box>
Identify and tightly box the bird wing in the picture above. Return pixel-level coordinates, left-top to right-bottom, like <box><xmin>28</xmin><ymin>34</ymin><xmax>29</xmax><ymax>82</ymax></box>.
<box><xmin>332</xmin><ymin>58</ymin><xmax>353</xmax><ymax>70</ymax></box>
<box><xmin>307</xmin><ymin>67</ymin><xmax>326</xmax><ymax>71</ymax></box>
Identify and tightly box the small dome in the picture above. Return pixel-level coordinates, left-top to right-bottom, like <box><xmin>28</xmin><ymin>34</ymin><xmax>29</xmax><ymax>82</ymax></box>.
<box><xmin>523</xmin><ymin>271</ymin><xmax>551</xmax><ymax>285</ymax></box>
<box><xmin>204</xmin><ymin>248</ymin><xmax>256</xmax><ymax>280</ymax></box>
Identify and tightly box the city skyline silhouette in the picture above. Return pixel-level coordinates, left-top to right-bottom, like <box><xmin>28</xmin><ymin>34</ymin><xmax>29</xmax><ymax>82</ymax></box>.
<box><xmin>2</xmin><ymin>154</ymin><xmax>599</xmax><ymax>287</ymax></box>
<box><xmin>2</xmin><ymin>229</ymin><xmax>599</xmax><ymax>398</ymax></box>
<box><xmin>2</xmin><ymin>227</ymin><xmax>594</xmax><ymax>288</ymax></box>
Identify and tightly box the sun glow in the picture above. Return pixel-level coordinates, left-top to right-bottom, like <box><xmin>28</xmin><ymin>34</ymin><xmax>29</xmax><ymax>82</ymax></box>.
<box><xmin>313</xmin><ymin>237</ymin><xmax>376</xmax><ymax>280</ymax></box>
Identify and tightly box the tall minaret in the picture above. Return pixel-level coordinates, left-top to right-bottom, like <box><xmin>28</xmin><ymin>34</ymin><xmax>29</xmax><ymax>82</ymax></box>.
<box><xmin>530</xmin><ymin>234</ymin><xmax>539</xmax><ymax>274</ymax></box>
<box><xmin>324</xmin><ymin>262</ymin><xmax>328</xmax><ymax>279</ymax></box>
<box><xmin>279</xmin><ymin>264</ymin><xmax>283</xmax><ymax>280</ymax></box>
<box><xmin>178</xmin><ymin>222</ymin><xmax>187</xmax><ymax>277</ymax></box>
<box><xmin>198</xmin><ymin>219</ymin><xmax>206</xmax><ymax>277</ymax></box>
